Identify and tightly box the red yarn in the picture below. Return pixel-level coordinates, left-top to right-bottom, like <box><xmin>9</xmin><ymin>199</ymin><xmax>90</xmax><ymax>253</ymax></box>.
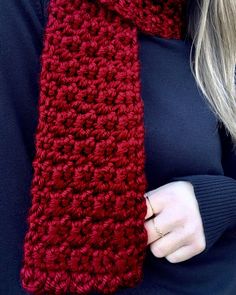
<box><xmin>20</xmin><ymin>0</ymin><xmax>187</xmax><ymax>294</ymax></box>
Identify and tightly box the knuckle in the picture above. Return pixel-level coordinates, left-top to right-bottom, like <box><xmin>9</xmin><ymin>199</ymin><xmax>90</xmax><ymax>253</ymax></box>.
<box><xmin>185</xmin><ymin>224</ymin><xmax>198</xmax><ymax>238</ymax></box>
<box><xmin>150</xmin><ymin>243</ymin><xmax>165</xmax><ymax>258</ymax></box>
<box><xmin>166</xmin><ymin>190</ymin><xmax>178</xmax><ymax>203</ymax></box>
<box><xmin>166</xmin><ymin>254</ymin><xmax>179</xmax><ymax>263</ymax></box>
<box><xmin>194</xmin><ymin>237</ymin><xmax>206</xmax><ymax>252</ymax></box>
<box><xmin>174</xmin><ymin>212</ymin><xmax>185</xmax><ymax>226</ymax></box>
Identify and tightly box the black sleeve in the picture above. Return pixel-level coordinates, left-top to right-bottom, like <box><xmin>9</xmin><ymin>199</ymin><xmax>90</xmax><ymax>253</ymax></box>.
<box><xmin>0</xmin><ymin>0</ymin><xmax>47</xmax><ymax>293</ymax></box>
<box><xmin>170</xmin><ymin>125</ymin><xmax>236</xmax><ymax>254</ymax></box>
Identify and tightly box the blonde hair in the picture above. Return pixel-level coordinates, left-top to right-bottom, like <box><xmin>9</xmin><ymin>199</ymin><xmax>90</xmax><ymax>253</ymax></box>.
<box><xmin>187</xmin><ymin>0</ymin><xmax>236</xmax><ymax>148</ymax></box>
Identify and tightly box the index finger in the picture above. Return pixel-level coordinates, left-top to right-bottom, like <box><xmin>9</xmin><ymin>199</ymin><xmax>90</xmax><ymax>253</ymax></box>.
<box><xmin>144</xmin><ymin>190</ymin><xmax>164</xmax><ymax>220</ymax></box>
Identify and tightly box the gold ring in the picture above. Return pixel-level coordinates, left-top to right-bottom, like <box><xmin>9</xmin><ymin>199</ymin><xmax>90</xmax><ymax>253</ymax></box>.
<box><xmin>152</xmin><ymin>217</ymin><xmax>164</xmax><ymax>238</ymax></box>
<box><xmin>144</xmin><ymin>192</ymin><xmax>155</xmax><ymax>216</ymax></box>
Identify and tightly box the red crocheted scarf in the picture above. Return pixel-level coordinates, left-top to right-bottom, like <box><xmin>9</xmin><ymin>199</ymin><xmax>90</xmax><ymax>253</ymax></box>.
<box><xmin>20</xmin><ymin>0</ymin><xmax>187</xmax><ymax>294</ymax></box>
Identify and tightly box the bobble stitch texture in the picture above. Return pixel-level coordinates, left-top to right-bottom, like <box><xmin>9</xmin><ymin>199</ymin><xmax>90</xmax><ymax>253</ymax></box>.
<box><xmin>20</xmin><ymin>0</ymin><xmax>187</xmax><ymax>294</ymax></box>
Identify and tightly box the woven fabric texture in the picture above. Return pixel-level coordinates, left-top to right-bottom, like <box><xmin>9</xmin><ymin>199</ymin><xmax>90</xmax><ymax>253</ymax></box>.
<box><xmin>20</xmin><ymin>0</ymin><xmax>187</xmax><ymax>294</ymax></box>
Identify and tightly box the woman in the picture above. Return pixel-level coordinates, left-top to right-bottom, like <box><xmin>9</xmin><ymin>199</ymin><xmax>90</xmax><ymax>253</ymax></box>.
<box><xmin>0</xmin><ymin>0</ymin><xmax>236</xmax><ymax>294</ymax></box>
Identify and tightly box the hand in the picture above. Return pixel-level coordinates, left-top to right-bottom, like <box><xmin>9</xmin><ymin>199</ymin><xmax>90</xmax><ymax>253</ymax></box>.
<box><xmin>144</xmin><ymin>180</ymin><xmax>206</xmax><ymax>263</ymax></box>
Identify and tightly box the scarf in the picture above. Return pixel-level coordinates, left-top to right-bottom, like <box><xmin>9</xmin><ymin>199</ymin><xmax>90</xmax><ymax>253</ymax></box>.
<box><xmin>20</xmin><ymin>0</ymin><xmax>188</xmax><ymax>294</ymax></box>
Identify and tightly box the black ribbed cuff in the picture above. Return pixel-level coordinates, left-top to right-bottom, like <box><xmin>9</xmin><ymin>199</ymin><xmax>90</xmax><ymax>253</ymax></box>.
<box><xmin>171</xmin><ymin>175</ymin><xmax>236</xmax><ymax>253</ymax></box>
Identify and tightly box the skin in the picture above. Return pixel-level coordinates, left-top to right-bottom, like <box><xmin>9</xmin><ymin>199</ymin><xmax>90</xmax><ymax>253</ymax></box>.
<box><xmin>144</xmin><ymin>180</ymin><xmax>207</xmax><ymax>263</ymax></box>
